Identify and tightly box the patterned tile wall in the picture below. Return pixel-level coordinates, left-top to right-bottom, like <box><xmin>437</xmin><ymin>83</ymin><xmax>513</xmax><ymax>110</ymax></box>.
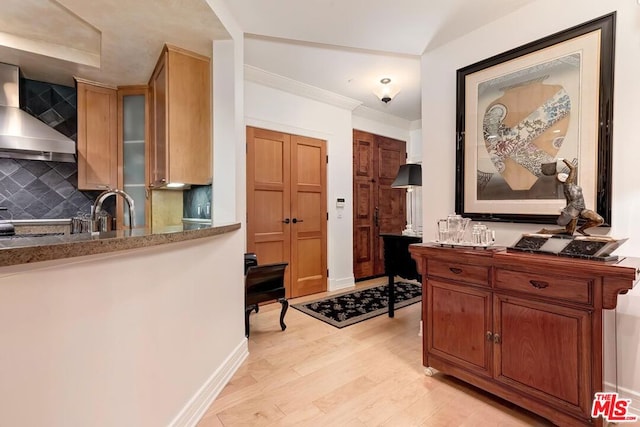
<box><xmin>0</xmin><ymin>159</ymin><xmax>94</xmax><ymax>219</ymax></box>
<box><xmin>0</xmin><ymin>79</ymin><xmax>101</xmax><ymax>220</ymax></box>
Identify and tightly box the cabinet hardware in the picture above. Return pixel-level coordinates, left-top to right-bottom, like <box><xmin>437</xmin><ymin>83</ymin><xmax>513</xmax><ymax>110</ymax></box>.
<box><xmin>486</xmin><ymin>331</ymin><xmax>493</xmax><ymax>341</ymax></box>
<box><xmin>449</xmin><ymin>267</ymin><xmax>463</xmax><ymax>274</ymax></box>
<box><xmin>493</xmin><ymin>333</ymin><xmax>501</xmax><ymax>344</ymax></box>
<box><xmin>282</xmin><ymin>218</ymin><xmax>290</xmax><ymax>224</ymax></box>
<box><xmin>292</xmin><ymin>218</ymin><xmax>303</xmax><ymax>224</ymax></box>
<box><xmin>529</xmin><ymin>280</ymin><xmax>549</xmax><ymax>289</ymax></box>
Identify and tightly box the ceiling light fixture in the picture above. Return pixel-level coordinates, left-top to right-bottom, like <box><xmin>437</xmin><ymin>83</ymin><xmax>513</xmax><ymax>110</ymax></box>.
<box><xmin>373</xmin><ymin>77</ymin><xmax>400</xmax><ymax>104</ymax></box>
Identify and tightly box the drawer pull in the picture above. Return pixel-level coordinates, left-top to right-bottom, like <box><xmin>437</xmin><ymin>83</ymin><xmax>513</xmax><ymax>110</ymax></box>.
<box><xmin>529</xmin><ymin>280</ymin><xmax>549</xmax><ymax>289</ymax></box>
<box><xmin>449</xmin><ymin>267</ymin><xmax>463</xmax><ymax>274</ymax></box>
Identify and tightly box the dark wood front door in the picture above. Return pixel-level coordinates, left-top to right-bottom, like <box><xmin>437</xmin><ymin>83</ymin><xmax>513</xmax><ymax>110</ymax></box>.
<box><xmin>353</xmin><ymin>130</ymin><xmax>406</xmax><ymax>280</ymax></box>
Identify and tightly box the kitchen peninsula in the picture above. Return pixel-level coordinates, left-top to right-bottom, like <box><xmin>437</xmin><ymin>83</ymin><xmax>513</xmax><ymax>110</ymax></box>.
<box><xmin>0</xmin><ymin>222</ymin><xmax>240</xmax><ymax>267</ymax></box>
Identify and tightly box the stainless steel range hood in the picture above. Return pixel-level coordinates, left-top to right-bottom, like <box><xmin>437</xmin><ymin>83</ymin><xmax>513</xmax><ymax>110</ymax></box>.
<box><xmin>0</xmin><ymin>63</ymin><xmax>76</xmax><ymax>163</ymax></box>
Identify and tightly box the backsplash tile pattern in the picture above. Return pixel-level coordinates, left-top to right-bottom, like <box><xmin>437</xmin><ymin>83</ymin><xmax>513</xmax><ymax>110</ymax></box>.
<box><xmin>0</xmin><ymin>159</ymin><xmax>93</xmax><ymax>219</ymax></box>
<box><xmin>21</xmin><ymin>79</ymin><xmax>78</xmax><ymax>140</ymax></box>
<box><xmin>183</xmin><ymin>185</ymin><xmax>212</xmax><ymax>219</ymax></box>
<box><xmin>0</xmin><ymin>79</ymin><xmax>98</xmax><ymax>220</ymax></box>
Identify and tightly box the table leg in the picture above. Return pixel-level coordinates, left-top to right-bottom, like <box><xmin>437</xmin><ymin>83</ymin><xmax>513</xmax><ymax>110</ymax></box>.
<box><xmin>388</xmin><ymin>274</ymin><xmax>395</xmax><ymax>317</ymax></box>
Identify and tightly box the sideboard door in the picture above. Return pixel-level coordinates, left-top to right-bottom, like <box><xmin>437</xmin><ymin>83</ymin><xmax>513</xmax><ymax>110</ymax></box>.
<box><xmin>493</xmin><ymin>294</ymin><xmax>592</xmax><ymax>417</ymax></box>
<box><xmin>427</xmin><ymin>279</ymin><xmax>493</xmax><ymax>378</ymax></box>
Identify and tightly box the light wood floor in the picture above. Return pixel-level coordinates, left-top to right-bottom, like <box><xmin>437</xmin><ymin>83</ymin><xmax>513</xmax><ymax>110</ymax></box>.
<box><xmin>197</xmin><ymin>279</ymin><xmax>556</xmax><ymax>426</ymax></box>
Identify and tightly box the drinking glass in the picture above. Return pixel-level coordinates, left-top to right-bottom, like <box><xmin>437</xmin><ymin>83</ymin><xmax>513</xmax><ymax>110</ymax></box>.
<box><xmin>472</xmin><ymin>223</ymin><xmax>487</xmax><ymax>245</ymax></box>
<box><xmin>437</xmin><ymin>219</ymin><xmax>449</xmax><ymax>242</ymax></box>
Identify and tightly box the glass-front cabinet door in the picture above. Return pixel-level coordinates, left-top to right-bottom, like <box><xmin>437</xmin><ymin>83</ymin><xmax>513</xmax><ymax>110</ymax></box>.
<box><xmin>118</xmin><ymin>88</ymin><xmax>147</xmax><ymax>228</ymax></box>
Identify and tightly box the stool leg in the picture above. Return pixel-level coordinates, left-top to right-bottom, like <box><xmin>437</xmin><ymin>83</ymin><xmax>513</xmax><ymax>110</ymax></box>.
<box><xmin>278</xmin><ymin>298</ymin><xmax>288</xmax><ymax>331</ymax></box>
<box><xmin>245</xmin><ymin>306</ymin><xmax>253</xmax><ymax>337</ymax></box>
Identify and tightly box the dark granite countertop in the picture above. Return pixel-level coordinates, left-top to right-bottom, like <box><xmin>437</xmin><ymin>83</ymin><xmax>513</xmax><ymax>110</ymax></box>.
<box><xmin>0</xmin><ymin>222</ymin><xmax>241</xmax><ymax>267</ymax></box>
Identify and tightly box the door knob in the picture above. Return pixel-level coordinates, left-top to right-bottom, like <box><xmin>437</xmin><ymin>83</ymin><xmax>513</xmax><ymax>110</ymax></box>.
<box><xmin>282</xmin><ymin>218</ymin><xmax>290</xmax><ymax>224</ymax></box>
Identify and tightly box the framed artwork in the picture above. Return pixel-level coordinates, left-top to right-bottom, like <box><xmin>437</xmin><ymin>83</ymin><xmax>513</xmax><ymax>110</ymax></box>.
<box><xmin>455</xmin><ymin>13</ymin><xmax>615</xmax><ymax>225</ymax></box>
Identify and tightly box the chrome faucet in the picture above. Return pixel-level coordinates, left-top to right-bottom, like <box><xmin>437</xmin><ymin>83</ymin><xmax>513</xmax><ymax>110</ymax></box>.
<box><xmin>92</xmin><ymin>188</ymin><xmax>136</xmax><ymax>231</ymax></box>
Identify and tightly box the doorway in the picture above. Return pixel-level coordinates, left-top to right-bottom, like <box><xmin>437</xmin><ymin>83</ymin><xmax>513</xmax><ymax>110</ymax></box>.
<box><xmin>352</xmin><ymin>129</ymin><xmax>406</xmax><ymax>280</ymax></box>
<box><xmin>246</xmin><ymin>126</ymin><xmax>328</xmax><ymax>298</ymax></box>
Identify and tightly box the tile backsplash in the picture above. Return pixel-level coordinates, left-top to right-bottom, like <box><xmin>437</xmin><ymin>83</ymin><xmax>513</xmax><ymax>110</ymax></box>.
<box><xmin>0</xmin><ymin>79</ymin><xmax>100</xmax><ymax>220</ymax></box>
<box><xmin>183</xmin><ymin>185</ymin><xmax>212</xmax><ymax>219</ymax></box>
<box><xmin>0</xmin><ymin>159</ymin><xmax>94</xmax><ymax>219</ymax></box>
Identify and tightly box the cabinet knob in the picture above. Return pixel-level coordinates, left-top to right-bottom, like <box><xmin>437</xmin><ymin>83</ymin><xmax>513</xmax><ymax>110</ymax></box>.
<box><xmin>493</xmin><ymin>333</ymin><xmax>501</xmax><ymax>344</ymax></box>
<box><xmin>282</xmin><ymin>218</ymin><xmax>290</xmax><ymax>224</ymax></box>
<box><xmin>486</xmin><ymin>331</ymin><xmax>493</xmax><ymax>341</ymax></box>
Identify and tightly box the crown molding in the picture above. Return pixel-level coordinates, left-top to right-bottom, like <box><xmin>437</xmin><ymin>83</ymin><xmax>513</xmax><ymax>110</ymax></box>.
<box><xmin>352</xmin><ymin>105</ymin><xmax>412</xmax><ymax>130</ymax></box>
<box><xmin>244</xmin><ymin>65</ymin><xmax>362</xmax><ymax>111</ymax></box>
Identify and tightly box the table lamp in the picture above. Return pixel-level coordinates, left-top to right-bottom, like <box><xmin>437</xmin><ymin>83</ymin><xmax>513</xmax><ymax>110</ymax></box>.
<box><xmin>391</xmin><ymin>163</ymin><xmax>422</xmax><ymax>236</ymax></box>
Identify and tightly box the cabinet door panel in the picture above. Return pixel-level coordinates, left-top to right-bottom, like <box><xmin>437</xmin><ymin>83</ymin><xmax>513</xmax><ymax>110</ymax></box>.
<box><xmin>427</xmin><ymin>279</ymin><xmax>492</xmax><ymax>377</ymax></box>
<box><xmin>77</xmin><ymin>82</ymin><xmax>117</xmax><ymax>190</ymax></box>
<box><xmin>150</xmin><ymin>58</ymin><xmax>168</xmax><ymax>186</ymax></box>
<box><xmin>494</xmin><ymin>294</ymin><xmax>591</xmax><ymax>416</ymax></box>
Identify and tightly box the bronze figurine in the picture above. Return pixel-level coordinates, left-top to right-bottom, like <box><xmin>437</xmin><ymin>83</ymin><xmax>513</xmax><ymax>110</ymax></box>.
<box><xmin>538</xmin><ymin>159</ymin><xmax>603</xmax><ymax>236</ymax></box>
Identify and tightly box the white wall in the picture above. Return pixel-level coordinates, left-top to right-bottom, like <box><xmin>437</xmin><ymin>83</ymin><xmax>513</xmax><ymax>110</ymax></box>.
<box><xmin>421</xmin><ymin>0</ymin><xmax>640</xmax><ymax>411</ymax></box>
<box><xmin>0</xmin><ymin>233</ymin><xmax>246</xmax><ymax>427</ymax></box>
<box><xmin>245</xmin><ymin>81</ymin><xmax>356</xmax><ymax>290</ymax></box>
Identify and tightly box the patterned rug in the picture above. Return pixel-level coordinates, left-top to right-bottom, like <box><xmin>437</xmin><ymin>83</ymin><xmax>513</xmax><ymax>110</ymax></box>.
<box><xmin>291</xmin><ymin>282</ymin><xmax>422</xmax><ymax>328</ymax></box>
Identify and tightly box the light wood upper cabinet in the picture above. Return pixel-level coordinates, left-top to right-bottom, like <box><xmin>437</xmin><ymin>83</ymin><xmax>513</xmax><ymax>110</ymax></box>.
<box><xmin>76</xmin><ymin>79</ymin><xmax>118</xmax><ymax>190</ymax></box>
<box><xmin>148</xmin><ymin>44</ymin><xmax>212</xmax><ymax>187</ymax></box>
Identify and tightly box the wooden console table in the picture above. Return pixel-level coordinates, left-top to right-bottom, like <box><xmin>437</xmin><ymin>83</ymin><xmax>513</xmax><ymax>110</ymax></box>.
<box><xmin>409</xmin><ymin>244</ymin><xmax>639</xmax><ymax>427</ymax></box>
<box><xmin>380</xmin><ymin>233</ymin><xmax>421</xmax><ymax>317</ymax></box>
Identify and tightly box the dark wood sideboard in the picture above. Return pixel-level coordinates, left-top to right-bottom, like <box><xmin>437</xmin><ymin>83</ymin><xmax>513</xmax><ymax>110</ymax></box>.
<box><xmin>409</xmin><ymin>244</ymin><xmax>639</xmax><ymax>427</ymax></box>
<box><xmin>380</xmin><ymin>234</ymin><xmax>422</xmax><ymax>317</ymax></box>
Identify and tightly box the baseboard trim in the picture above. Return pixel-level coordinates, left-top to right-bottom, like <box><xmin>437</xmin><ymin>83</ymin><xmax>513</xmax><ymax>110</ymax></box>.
<box><xmin>169</xmin><ymin>339</ymin><xmax>249</xmax><ymax>427</ymax></box>
<box><xmin>603</xmin><ymin>381</ymin><xmax>640</xmax><ymax>416</ymax></box>
<box><xmin>328</xmin><ymin>276</ymin><xmax>355</xmax><ymax>292</ymax></box>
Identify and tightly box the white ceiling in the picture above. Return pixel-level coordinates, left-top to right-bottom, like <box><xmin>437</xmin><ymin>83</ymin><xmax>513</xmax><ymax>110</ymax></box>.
<box><xmin>0</xmin><ymin>0</ymin><xmax>536</xmax><ymax>122</ymax></box>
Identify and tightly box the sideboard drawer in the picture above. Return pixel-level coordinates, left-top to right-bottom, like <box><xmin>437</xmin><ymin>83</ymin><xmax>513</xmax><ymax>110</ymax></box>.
<box><xmin>427</xmin><ymin>260</ymin><xmax>490</xmax><ymax>286</ymax></box>
<box><xmin>495</xmin><ymin>268</ymin><xmax>591</xmax><ymax>304</ymax></box>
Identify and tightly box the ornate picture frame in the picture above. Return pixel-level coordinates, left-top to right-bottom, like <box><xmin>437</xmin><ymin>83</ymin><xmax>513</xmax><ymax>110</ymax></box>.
<box><xmin>455</xmin><ymin>13</ymin><xmax>615</xmax><ymax>225</ymax></box>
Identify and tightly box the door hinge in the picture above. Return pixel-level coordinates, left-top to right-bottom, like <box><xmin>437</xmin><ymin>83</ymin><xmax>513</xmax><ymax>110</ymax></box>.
<box><xmin>327</xmin><ymin>269</ymin><xmax>329</xmax><ymax>277</ymax></box>
<box><xmin>326</xmin><ymin>155</ymin><xmax>329</xmax><ymax>164</ymax></box>
<box><xmin>327</xmin><ymin>212</ymin><xmax>329</xmax><ymax>220</ymax></box>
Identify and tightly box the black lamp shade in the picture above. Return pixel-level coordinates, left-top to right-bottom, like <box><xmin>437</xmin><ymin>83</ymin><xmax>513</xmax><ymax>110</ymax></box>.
<box><xmin>391</xmin><ymin>164</ymin><xmax>422</xmax><ymax>188</ymax></box>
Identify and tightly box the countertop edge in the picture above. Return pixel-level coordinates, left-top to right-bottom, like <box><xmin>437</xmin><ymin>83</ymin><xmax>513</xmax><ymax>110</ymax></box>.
<box><xmin>0</xmin><ymin>223</ymin><xmax>241</xmax><ymax>268</ymax></box>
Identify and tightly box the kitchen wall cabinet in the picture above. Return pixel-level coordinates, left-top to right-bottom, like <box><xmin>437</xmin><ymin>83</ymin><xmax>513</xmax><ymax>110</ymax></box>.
<box><xmin>76</xmin><ymin>79</ymin><xmax>118</xmax><ymax>190</ymax></box>
<box><xmin>148</xmin><ymin>44</ymin><xmax>211</xmax><ymax>187</ymax></box>
<box><xmin>410</xmin><ymin>245</ymin><xmax>639</xmax><ymax>427</ymax></box>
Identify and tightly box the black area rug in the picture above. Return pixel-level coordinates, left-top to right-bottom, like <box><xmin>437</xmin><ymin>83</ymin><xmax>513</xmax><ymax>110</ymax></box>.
<box><xmin>291</xmin><ymin>282</ymin><xmax>422</xmax><ymax>328</ymax></box>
